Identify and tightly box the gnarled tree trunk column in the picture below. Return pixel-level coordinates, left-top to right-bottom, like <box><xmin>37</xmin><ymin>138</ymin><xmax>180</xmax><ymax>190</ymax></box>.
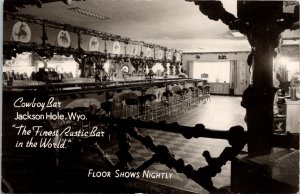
<box><xmin>244</xmin><ymin>21</ymin><xmax>282</xmax><ymax>157</ymax></box>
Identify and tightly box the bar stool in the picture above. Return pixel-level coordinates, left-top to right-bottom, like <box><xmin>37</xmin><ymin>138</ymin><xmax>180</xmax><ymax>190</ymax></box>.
<box><xmin>138</xmin><ymin>95</ymin><xmax>147</xmax><ymax>117</ymax></box>
<box><xmin>176</xmin><ymin>90</ymin><xmax>188</xmax><ymax>114</ymax></box>
<box><xmin>197</xmin><ymin>85</ymin><xmax>204</xmax><ymax>103</ymax></box>
<box><xmin>173</xmin><ymin>91</ymin><xmax>181</xmax><ymax>114</ymax></box>
<box><xmin>162</xmin><ymin>90</ymin><xmax>173</xmax><ymax>117</ymax></box>
<box><xmin>85</xmin><ymin>104</ymin><xmax>98</xmax><ymax>120</ymax></box>
<box><xmin>188</xmin><ymin>87</ymin><xmax>196</xmax><ymax>106</ymax></box>
<box><xmin>113</xmin><ymin>100</ymin><xmax>123</xmax><ymax>118</ymax></box>
<box><xmin>204</xmin><ymin>85</ymin><xmax>211</xmax><ymax>102</ymax></box>
<box><xmin>182</xmin><ymin>88</ymin><xmax>191</xmax><ymax>109</ymax></box>
<box><xmin>125</xmin><ymin>99</ymin><xmax>139</xmax><ymax>118</ymax></box>
<box><xmin>101</xmin><ymin>101</ymin><xmax>115</xmax><ymax>117</ymax></box>
<box><xmin>143</xmin><ymin>94</ymin><xmax>157</xmax><ymax>121</ymax></box>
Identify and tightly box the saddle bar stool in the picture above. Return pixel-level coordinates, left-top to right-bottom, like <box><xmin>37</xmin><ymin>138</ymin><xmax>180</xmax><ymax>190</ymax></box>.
<box><xmin>143</xmin><ymin>94</ymin><xmax>158</xmax><ymax>121</ymax></box>
<box><xmin>125</xmin><ymin>99</ymin><xmax>139</xmax><ymax>118</ymax></box>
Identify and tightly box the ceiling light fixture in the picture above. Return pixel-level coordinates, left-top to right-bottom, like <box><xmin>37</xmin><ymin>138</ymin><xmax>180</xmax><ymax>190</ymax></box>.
<box><xmin>218</xmin><ymin>54</ymin><xmax>227</xmax><ymax>60</ymax></box>
<box><xmin>69</xmin><ymin>7</ymin><xmax>109</xmax><ymax>20</ymax></box>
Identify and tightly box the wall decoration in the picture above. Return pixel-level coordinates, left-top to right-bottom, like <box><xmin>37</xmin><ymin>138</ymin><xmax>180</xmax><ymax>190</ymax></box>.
<box><xmin>112</xmin><ymin>41</ymin><xmax>121</xmax><ymax>54</ymax></box>
<box><xmin>169</xmin><ymin>63</ymin><xmax>174</xmax><ymax>75</ymax></box>
<box><xmin>4</xmin><ymin>12</ymin><xmax>183</xmax><ymax>66</ymax></box>
<box><xmin>158</xmin><ymin>50</ymin><xmax>164</xmax><ymax>60</ymax></box>
<box><xmin>175</xmin><ymin>62</ymin><xmax>180</xmax><ymax>75</ymax></box>
<box><xmin>57</xmin><ymin>30</ymin><xmax>71</xmax><ymax>48</ymax></box>
<box><xmin>131</xmin><ymin>44</ymin><xmax>138</xmax><ymax>56</ymax></box>
<box><xmin>162</xmin><ymin>61</ymin><xmax>168</xmax><ymax>72</ymax></box>
<box><xmin>167</xmin><ymin>51</ymin><xmax>173</xmax><ymax>60</ymax></box>
<box><xmin>11</xmin><ymin>21</ymin><xmax>31</xmax><ymax>43</ymax></box>
<box><xmin>146</xmin><ymin>48</ymin><xmax>152</xmax><ymax>58</ymax></box>
<box><xmin>176</xmin><ymin>52</ymin><xmax>181</xmax><ymax>62</ymax></box>
<box><xmin>88</xmin><ymin>36</ymin><xmax>99</xmax><ymax>51</ymax></box>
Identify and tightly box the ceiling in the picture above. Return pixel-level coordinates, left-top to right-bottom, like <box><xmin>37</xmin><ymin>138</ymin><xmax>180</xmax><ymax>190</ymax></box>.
<box><xmin>14</xmin><ymin>0</ymin><xmax>300</xmax><ymax>52</ymax></box>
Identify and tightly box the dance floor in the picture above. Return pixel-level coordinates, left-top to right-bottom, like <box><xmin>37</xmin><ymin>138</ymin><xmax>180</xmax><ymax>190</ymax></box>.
<box><xmin>103</xmin><ymin>95</ymin><xmax>247</xmax><ymax>193</ymax></box>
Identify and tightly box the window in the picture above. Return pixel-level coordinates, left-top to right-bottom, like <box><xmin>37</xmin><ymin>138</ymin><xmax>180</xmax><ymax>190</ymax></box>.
<box><xmin>193</xmin><ymin>61</ymin><xmax>230</xmax><ymax>83</ymax></box>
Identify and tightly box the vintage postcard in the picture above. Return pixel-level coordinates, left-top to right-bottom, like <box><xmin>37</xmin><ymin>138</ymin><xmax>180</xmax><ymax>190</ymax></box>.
<box><xmin>2</xmin><ymin>0</ymin><xmax>299</xmax><ymax>193</ymax></box>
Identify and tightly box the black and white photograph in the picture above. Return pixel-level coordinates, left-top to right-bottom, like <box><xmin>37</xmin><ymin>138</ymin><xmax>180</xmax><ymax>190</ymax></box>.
<box><xmin>1</xmin><ymin>0</ymin><xmax>300</xmax><ymax>193</ymax></box>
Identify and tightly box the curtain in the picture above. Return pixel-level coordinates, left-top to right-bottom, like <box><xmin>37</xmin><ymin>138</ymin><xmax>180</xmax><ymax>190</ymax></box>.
<box><xmin>230</xmin><ymin>60</ymin><xmax>238</xmax><ymax>88</ymax></box>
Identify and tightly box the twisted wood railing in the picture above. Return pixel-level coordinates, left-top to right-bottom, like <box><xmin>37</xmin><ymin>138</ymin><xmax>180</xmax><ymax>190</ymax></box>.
<box><xmin>81</xmin><ymin>115</ymin><xmax>247</xmax><ymax>193</ymax></box>
<box><xmin>56</xmin><ymin>115</ymin><xmax>298</xmax><ymax>193</ymax></box>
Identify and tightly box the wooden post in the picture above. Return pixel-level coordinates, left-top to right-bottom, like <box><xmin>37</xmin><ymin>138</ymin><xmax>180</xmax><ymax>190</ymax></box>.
<box><xmin>80</xmin><ymin>58</ymin><xmax>85</xmax><ymax>78</ymax></box>
<box><xmin>245</xmin><ymin>21</ymin><xmax>282</xmax><ymax>156</ymax></box>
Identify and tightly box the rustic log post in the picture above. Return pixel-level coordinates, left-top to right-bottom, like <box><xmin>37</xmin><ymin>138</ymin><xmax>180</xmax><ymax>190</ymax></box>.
<box><xmin>187</xmin><ymin>0</ymin><xmax>297</xmax><ymax>157</ymax></box>
<box><xmin>242</xmin><ymin>20</ymin><xmax>285</xmax><ymax>156</ymax></box>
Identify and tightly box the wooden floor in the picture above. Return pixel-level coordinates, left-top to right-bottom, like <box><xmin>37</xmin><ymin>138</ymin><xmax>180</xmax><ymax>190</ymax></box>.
<box><xmin>150</xmin><ymin>95</ymin><xmax>248</xmax><ymax>193</ymax></box>
<box><xmin>166</xmin><ymin>95</ymin><xmax>247</xmax><ymax>192</ymax></box>
<box><xmin>171</xmin><ymin>95</ymin><xmax>247</xmax><ymax>130</ymax></box>
<box><xmin>104</xmin><ymin>95</ymin><xmax>248</xmax><ymax>193</ymax></box>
